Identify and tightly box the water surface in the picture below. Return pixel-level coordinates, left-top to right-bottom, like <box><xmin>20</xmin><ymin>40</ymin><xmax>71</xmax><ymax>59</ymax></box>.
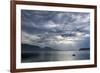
<box><xmin>21</xmin><ymin>50</ymin><xmax>90</xmax><ymax>63</ymax></box>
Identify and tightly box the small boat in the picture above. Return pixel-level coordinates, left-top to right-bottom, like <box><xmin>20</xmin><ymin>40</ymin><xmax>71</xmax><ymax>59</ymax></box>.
<box><xmin>72</xmin><ymin>54</ymin><xmax>76</xmax><ymax>56</ymax></box>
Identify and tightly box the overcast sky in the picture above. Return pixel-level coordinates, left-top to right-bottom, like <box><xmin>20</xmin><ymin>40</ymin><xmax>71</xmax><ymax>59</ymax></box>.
<box><xmin>21</xmin><ymin>10</ymin><xmax>90</xmax><ymax>50</ymax></box>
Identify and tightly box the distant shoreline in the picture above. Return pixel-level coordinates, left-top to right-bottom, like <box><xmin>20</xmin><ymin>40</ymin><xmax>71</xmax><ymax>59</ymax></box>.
<box><xmin>79</xmin><ymin>48</ymin><xmax>90</xmax><ymax>51</ymax></box>
<box><xmin>22</xmin><ymin>44</ymin><xmax>90</xmax><ymax>52</ymax></box>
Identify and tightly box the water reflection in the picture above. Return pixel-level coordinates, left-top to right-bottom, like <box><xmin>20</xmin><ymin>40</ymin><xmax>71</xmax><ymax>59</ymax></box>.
<box><xmin>21</xmin><ymin>51</ymin><xmax>90</xmax><ymax>63</ymax></box>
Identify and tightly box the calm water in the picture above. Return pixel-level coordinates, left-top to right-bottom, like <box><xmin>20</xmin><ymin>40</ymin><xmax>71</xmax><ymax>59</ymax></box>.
<box><xmin>21</xmin><ymin>51</ymin><xmax>90</xmax><ymax>63</ymax></box>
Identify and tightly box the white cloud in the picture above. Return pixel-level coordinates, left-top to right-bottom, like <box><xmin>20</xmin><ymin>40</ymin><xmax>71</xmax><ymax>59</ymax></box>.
<box><xmin>43</xmin><ymin>21</ymin><xmax>59</xmax><ymax>29</ymax></box>
<box><xmin>21</xmin><ymin>31</ymin><xmax>40</xmax><ymax>44</ymax></box>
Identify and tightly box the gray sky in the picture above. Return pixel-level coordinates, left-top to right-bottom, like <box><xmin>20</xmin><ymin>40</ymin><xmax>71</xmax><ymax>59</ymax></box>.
<box><xmin>21</xmin><ymin>10</ymin><xmax>90</xmax><ymax>50</ymax></box>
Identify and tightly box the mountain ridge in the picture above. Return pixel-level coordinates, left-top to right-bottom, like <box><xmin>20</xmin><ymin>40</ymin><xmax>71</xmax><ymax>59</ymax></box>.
<box><xmin>21</xmin><ymin>44</ymin><xmax>58</xmax><ymax>52</ymax></box>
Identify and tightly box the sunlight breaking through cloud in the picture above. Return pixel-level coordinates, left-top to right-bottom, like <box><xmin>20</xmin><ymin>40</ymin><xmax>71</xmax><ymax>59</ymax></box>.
<box><xmin>21</xmin><ymin>10</ymin><xmax>90</xmax><ymax>50</ymax></box>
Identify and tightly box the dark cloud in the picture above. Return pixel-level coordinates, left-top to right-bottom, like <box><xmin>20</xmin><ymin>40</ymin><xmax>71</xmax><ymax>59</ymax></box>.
<box><xmin>21</xmin><ymin>9</ymin><xmax>90</xmax><ymax>50</ymax></box>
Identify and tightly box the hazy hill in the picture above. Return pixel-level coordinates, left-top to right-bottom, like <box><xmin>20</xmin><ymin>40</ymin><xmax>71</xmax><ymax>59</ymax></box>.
<box><xmin>21</xmin><ymin>44</ymin><xmax>58</xmax><ymax>52</ymax></box>
<box><xmin>79</xmin><ymin>48</ymin><xmax>90</xmax><ymax>51</ymax></box>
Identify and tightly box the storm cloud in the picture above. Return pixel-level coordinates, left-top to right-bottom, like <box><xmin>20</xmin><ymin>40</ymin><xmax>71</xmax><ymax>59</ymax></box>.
<box><xmin>21</xmin><ymin>10</ymin><xmax>90</xmax><ymax>50</ymax></box>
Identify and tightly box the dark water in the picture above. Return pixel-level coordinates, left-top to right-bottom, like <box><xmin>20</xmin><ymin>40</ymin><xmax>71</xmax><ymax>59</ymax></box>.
<box><xmin>21</xmin><ymin>51</ymin><xmax>90</xmax><ymax>63</ymax></box>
